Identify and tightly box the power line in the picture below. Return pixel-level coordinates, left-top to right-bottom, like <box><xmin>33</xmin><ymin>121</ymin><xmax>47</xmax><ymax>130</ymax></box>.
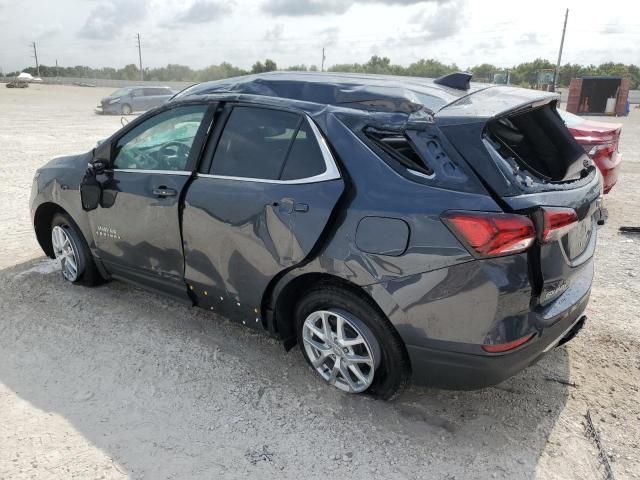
<box><xmin>136</xmin><ymin>33</ymin><xmax>143</xmax><ymax>81</ymax></box>
<box><xmin>30</xmin><ymin>41</ymin><xmax>39</xmax><ymax>77</ymax></box>
<box><xmin>553</xmin><ymin>8</ymin><xmax>569</xmax><ymax>91</ymax></box>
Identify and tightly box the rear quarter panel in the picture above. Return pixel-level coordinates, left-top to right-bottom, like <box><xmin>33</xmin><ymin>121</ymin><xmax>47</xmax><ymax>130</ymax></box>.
<box><xmin>271</xmin><ymin>112</ymin><xmax>511</xmax><ymax>343</ymax></box>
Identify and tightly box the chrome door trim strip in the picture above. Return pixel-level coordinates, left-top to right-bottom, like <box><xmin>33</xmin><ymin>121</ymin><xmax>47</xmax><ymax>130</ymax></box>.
<box><xmin>112</xmin><ymin>169</ymin><xmax>192</xmax><ymax>175</ymax></box>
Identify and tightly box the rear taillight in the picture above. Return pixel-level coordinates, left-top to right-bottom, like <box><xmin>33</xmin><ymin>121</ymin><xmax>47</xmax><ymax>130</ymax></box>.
<box><xmin>541</xmin><ymin>207</ymin><xmax>578</xmax><ymax>242</ymax></box>
<box><xmin>482</xmin><ymin>332</ymin><xmax>535</xmax><ymax>353</ymax></box>
<box><xmin>442</xmin><ymin>211</ymin><xmax>535</xmax><ymax>258</ymax></box>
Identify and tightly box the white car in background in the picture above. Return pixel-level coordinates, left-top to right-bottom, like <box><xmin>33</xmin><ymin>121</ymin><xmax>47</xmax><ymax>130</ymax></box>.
<box><xmin>17</xmin><ymin>72</ymin><xmax>43</xmax><ymax>83</ymax></box>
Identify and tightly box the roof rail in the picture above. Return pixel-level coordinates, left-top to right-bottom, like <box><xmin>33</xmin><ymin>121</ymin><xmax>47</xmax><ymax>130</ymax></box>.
<box><xmin>434</xmin><ymin>72</ymin><xmax>472</xmax><ymax>91</ymax></box>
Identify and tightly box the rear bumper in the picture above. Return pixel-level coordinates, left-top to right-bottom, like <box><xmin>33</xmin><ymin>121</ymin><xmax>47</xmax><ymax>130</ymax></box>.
<box><xmin>364</xmin><ymin>251</ymin><xmax>594</xmax><ymax>390</ymax></box>
<box><xmin>407</xmin><ymin>290</ymin><xmax>589</xmax><ymax>389</ymax></box>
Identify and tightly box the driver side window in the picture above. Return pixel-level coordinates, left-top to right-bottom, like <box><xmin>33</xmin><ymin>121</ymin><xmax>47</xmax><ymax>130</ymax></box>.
<box><xmin>113</xmin><ymin>105</ymin><xmax>207</xmax><ymax>171</ymax></box>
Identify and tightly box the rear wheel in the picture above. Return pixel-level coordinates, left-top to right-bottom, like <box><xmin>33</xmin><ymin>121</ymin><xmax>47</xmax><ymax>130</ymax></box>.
<box><xmin>295</xmin><ymin>285</ymin><xmax>410</xmax><ymax>400</ymax></box>
<box><xmin>51</xmin><ymin>213</ymin><xmax>102</xmax><ymax>286</ymax></box>
<box><xmin>121</xmin><ymin>103</ymin><xmax>132</xmax><ymax>115</ymax></box>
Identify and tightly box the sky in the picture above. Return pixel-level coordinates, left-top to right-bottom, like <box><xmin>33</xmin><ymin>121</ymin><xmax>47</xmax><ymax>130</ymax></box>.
<box><xmin>0</xmin><ymin>0</ymin><xmax>638</xmax><ymax>73</ymax></box>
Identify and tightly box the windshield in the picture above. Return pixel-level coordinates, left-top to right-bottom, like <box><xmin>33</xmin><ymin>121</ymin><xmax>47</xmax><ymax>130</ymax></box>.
<box><xmin>110</xmin><ymin>87</ymin><xmax>133</xmax><ymax>98</ymax></box>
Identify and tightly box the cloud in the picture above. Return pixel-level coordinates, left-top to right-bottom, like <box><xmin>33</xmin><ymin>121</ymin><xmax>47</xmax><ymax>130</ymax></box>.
<box><xmin>516</xmin><ymin>32</ymin><xmax>540</xmax><ymax>46</ymax></box>
<box><xmin>264</xmin><ymin>23</ymin><xmax>284</xmax><ymax>41</ymax></box>
<box><xmin>600</xmin><ymin>23</ymin><xmax>624</xmax><ymax>35</ymax></box>
<box><xmin>318</xmin><ymin>26</ymin><xmax>340</xmax><ymax>47</ymax></box>
<box><xmin>79</xmin><ymin>0</ymin><xmax>147</xmax><ymax>40</ymax></box>
<box><xmin>411</xmin><ymin>0</ymin><xmax>465</xmax><ymax>42</ymax></box>
<box><xmin>262</xmin><ymin>0</ymin><xmax>443</xmax><ymax>17</ymax></box>
<box><xmin>174</xmin><ymin>0</ymin><xmax>235</xmax><ymax>24</ymax></box>
<box><xmin>34</xmin><ymin>24</ymin><xmax>63</xmax><ymax>40</ymax></box>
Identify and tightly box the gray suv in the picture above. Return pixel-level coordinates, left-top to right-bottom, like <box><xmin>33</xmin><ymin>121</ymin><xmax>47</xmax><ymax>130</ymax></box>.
<box><xmin>33</xmin><ymin>72</ymin><xmax>605</xmax><ymax>399</ymax></box>
<box><xmin>96</xmin><ymin>86</ymin><xmax>175</xmax><ymax>115</ymax></box>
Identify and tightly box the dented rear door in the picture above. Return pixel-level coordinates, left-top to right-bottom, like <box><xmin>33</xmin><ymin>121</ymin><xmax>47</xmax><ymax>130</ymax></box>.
<box><xmin>182</xmin><ymin>104</ymin><xmax>344</xmax><ymax>326</ymax></box>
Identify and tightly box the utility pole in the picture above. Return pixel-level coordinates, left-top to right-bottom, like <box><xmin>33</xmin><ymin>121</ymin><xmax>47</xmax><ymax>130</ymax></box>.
<box><xmin>136</xmin><ymin>33</ymin><xmax>144</xmax><ymax>81</ymax></box>
<box><xmin>321</xmin><ymin>47</ymin><xmax>326</xmax><ymax>72</ymax></box>
<box><xmin>55</xmin><ymin>59</ymin><xmax>59</xmax><ymax>77</ymax></box>
<box><xmin>31</xmin><ymin>41</ymin><xmax>40</xmax><ymax>77</ymax></box>
<box><xmin>553</xmin><ymin>8</ymin><xmax>569</xmax><ymax>92</ymax></box>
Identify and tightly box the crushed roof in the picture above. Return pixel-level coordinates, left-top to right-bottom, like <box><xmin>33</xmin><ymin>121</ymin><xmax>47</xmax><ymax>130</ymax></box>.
<box><xmin>178</xmin><ymin>71</ymin><xmax>490</xmax><ymax>113</ymax></box>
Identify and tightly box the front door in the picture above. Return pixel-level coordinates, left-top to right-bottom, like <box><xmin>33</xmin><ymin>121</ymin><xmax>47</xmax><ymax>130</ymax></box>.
<box><xmin>90</xmin><ymin>103</ymin><xmax>212</xmax><ymax>299</ymax></box>
<box><xmin>182</xmin><ymin>105</ymin><xmax>344</xmax><ymax>323</ymax></box>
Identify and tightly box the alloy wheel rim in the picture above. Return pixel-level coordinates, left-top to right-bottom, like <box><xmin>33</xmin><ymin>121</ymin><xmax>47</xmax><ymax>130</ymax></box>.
<box><xmin>302</xmin><ymin>309</ymin><xmax>379</xmax><ymax>393</ymax></box>
<box><xmin>51</xmin><ymin>226</ymin><xmax>79</xmax><ymax>282</ymax></box>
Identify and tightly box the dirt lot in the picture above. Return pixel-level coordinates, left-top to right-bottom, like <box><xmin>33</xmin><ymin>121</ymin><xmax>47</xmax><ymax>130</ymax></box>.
<box><xmin>0</xmin><ymin>84</ymin><xmax>638</xmax><ymax>480</ymax></box>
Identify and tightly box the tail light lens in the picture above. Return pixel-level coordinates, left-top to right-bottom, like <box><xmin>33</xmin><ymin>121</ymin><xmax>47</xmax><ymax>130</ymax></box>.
<box><xmin>482</xmin><ymin>332</ymin><xmax>535</xmax><ymax>353</ymax></box>
<box><xmin>442</xmin><ymin>211</ymin><xmax>536</xmax><ymax>258</ymax></box>
<box><xmin>541</xmin><ymin>207</ymin><xmax>578</xmax><ymax>242</ymax></box>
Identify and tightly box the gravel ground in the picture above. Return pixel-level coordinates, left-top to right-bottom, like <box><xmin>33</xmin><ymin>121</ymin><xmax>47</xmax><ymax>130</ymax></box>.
<box><xmin>0</xmin><ymin>84</ymin><xmax>638</xmax><ymax>480</ymax></box>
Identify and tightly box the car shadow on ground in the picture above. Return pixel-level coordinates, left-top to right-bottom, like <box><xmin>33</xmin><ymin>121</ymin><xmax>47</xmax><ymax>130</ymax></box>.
<box><xmin>0</xmin><ymin>258</ymin><xmax>572</xmax><ymax>479</ymax></box>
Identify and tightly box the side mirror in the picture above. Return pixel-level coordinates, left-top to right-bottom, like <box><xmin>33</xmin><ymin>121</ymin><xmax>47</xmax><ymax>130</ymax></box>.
<box><xmin>81</xmin><ymin>142</ymin><xmax>111</xmax><ymax>211</ymax></box>
<box><xmin>80</xmin><ymin>174</ymin><xmax>102</xmax><ymax>211</ymax></box>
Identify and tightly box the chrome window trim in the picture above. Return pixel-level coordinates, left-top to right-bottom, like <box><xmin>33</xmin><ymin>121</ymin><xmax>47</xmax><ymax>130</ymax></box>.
<box><xmin>407</xmin><ymin>168</ymin><xmax>436</xmax><ymax>180</ymax></box>
<box><xmin>200</xmin><ymin>114</ymin><xmax>341</xmax><ymax>185</ymax></box>
<box><xmin>112</xmin><ymin>169</ymin><xmax>192</xmax><ymax>175</ymax></box>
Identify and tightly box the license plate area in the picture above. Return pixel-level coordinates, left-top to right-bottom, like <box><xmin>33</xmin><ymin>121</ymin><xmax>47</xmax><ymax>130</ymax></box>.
<box><xmin>562</xmin><ymin>215</ymin><xmax>593</xmax><ymax>260</ymax></box>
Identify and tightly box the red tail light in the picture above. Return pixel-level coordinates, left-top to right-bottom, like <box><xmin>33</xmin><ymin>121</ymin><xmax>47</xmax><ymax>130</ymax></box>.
<box><xmin>541</xmin><ymin>207</ymin><xmax>578</xmax><ymax>242</ymax></box>
<box><xmin>482</xmin><ymin>332</ymin><xmax>535</xmax><ymax>353</ymax></box>
<box><xmin>442</xmin><ymin>211</ymin><xmax>536</xmax><ymax>258</ymax></box>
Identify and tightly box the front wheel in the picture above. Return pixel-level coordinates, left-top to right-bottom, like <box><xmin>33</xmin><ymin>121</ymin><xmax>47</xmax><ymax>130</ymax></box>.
<box><xmin>121</xmin><ymin>103</ymin><xmax>132</xmax><ymax>115</ymax></box>
<box><xmin>295</xmin><ymin>285</ymin><xmax>410</xmax><ymax>400</ymax></box>
<box><xmin>51</xmin><ymin>213</ymin><xmax>103</xmax><ymax>286</ymax></box>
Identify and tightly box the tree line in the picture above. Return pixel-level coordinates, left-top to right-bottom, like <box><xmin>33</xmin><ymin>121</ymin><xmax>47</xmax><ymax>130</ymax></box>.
<box><xmin>7</xmin><ymin>56</ymin><xmax>640</xmax><ymax>89</ymax></box>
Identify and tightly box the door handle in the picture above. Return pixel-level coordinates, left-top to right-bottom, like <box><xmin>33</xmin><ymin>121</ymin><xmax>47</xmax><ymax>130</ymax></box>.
<box><xmin>152</xmin><ymin>186</ymin><xmax>177</xmax><ymax>197</ymax></box>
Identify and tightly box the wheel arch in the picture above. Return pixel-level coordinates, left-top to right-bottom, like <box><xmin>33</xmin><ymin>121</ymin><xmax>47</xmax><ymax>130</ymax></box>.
<box><xmin>33</xmin><ymin>202</ymin><xmax>68</xmax><ymax>258</ymax></box>
<box><xmin>266</xmin><ymin>271</ymin><xmax>410</xmax><ymax>363</ymax></box>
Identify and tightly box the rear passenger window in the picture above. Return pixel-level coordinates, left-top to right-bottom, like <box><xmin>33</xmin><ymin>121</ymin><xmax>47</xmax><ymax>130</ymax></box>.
<box><xmin>211</xmin><ymin>106</ymin><xmax>326</xmax><ymax>181</ymax></box>
<box><xmin>212</xmin><ymin>107</ymin><xmax>300</xmax><ymax>180</ymax></box>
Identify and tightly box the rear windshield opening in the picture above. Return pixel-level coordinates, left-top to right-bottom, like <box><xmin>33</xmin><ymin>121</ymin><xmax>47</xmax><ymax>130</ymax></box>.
<box><xmin>486</xmin><ymin>103</ymin><xmax>588</xmax><ymax>182</ymax></box>
<box><xmin>364</xmin><ymin>127</ymin><xmax>434</xmax><ymax>176</ymax></box>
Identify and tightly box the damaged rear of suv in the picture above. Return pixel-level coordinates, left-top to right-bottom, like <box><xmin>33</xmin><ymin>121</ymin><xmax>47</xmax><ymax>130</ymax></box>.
<box><xmin>374</xmin><ymin>81</ymin><xmax>603</xmax><ymax>388</ymax></box>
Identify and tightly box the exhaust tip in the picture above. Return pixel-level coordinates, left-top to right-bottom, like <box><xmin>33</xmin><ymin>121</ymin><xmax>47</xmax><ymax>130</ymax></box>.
<box><xmin>557</xmin><ymin>315</ymin><xmax>587</xmax><ymax>347</ymax></box>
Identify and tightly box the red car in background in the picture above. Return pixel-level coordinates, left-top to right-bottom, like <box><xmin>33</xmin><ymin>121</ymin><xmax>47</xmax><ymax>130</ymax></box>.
<box><xmin>558</xmin><ymin>109</ymin><xmax>622</xmax><ymax>194</ymax></box>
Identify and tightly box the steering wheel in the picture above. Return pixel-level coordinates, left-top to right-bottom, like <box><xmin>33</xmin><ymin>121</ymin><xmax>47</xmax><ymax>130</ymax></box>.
<box><xmin>120</xmin><ymin>148</ymin><xmax>160</xmax><ymax>170</ymax></box>
<box><xmin>158</xmin><ymin>141</ymin><xmax>190</xmax><ymax>169</ymax></box>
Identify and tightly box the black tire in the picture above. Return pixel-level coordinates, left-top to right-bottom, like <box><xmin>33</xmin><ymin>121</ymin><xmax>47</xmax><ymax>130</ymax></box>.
<box><xmin>295</xmin><ymin>284</ymin><xmax>410</xmax><ymax>400</ymax></box>
<box><xmin>51</xmin><ymin>213</ymin><xmax>103</xmax><ymax>286</ymax></box>
<box><xmin>121</xmin><ymin>103</ymin><xmax>132</xmax><ymax>115</ymax></box>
